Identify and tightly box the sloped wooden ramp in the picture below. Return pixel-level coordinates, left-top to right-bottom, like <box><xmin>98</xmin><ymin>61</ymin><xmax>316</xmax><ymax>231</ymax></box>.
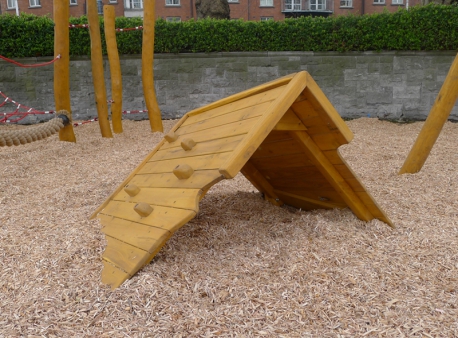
<box><xmin>91</xmin><ymin>71</ymin><xmax>393</xmax><ymax>289</ymax></box>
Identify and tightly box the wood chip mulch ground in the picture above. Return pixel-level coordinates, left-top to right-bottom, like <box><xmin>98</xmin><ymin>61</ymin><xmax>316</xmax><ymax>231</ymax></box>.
<box><xmin>0</xmin><ymin>118</ymin><xmax>457</xmax><ymax>337</ymax></box>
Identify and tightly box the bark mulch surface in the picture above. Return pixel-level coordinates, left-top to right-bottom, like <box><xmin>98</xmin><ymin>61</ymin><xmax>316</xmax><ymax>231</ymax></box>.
<box><xmin>0</xmin><ymin>118</ymin><xmax>457</xmax><ymax>337</ymax></box>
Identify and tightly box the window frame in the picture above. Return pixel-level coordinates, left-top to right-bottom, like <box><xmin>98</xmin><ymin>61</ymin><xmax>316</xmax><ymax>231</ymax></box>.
<box><xmin>165</xmin><ymin>0</ymin><xmax>180</xmax><ymax>6</ymax></box>
<box><xmin>166</xmin><ymin>16</ymin><xmax>182</xmax><ymax>22</ymax></box>
<box><xmin>125</xmin><ymin>0</ymin><xmax>143</xmax><ymax>9</ymax></box>
<box><xmin>392</xmin><ymin>0</ymin><xmax>403</xmax><ymax>4</ymax></box>
<box><xmin>373</xmin><ymin>0</ymin><xmax>385</xmax><ymax>4</ymax></box>
<box><xmin>70</xmin><ymin>0</ymin><xmax>77</xmax><ymax>5</ymax></box>
<box><xmin>309</xmin><ymin>0</ymin><xmax>325</xmax><ymax>10</ymax></box>
<box><xmin>7</xmin><ymin>0</ymin><xmax>17</xmax><ymax>9</ymax></box>
<box><xmin>260</xmin><ymin>0</ymin><xmax>273</xmax><ymax>7</ymax></box>
<box><xmin>284</xmin><ymin>0</ymin><xmax>301</xmax><ymax>11</ymax></box>
<box><xmin>29</xmin><ymin>0</ymin><xmax>41</xmax><ymax>8</ymax></box>
<box><xmin>340</xmin><ymin>0</ymin><xmax>352</xmax><ymax>7</ymax></box>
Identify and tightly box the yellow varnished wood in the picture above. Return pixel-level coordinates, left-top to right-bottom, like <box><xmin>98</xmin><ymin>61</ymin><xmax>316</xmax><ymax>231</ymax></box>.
<box><xmin>131</xmin><ymin>170</ymin><xmax>224</xmax><ymax>189</ymax></box>
<box><xmin>134</xmin><ymin>202</ymin><xmax>154</xmax><ymax>217</ymax></box>
<box><xmin>101</xmin><ymin>260</ymin><xmax>131</xmax><ymax>290</ymax></box>
<box><xmin>99</xmin><ymin>204</ymin><xmax>196</xmax><ymax>232</ymax></box>
<box><xmin>399</xmin><ymin>53</ymin><xmax>458</xmax><ymax>174</ymax></box>
<box><xmin>181</xmin><ymin>138</ymin><xmax>196</xmax><ymax>151</ymax></box>
<box><xmin>103</xmin><ymin>236</ymin><xmax>150</xmax><ymax>277</ymax></box>
<box><xmin>173</xmin><ymin>164</ymin><xmax>194</xmax><ymax>179</ymax></box>
<box><xmin>87</xmin><ymin>0</ymin><xmax>113</xmax><ymax>138</ymax></box>
<box><xmin>241</xmin><ymin>161</ymin><xmax>283</xmax><ymax>206</ymax></box>
<box><xmin>124</xmin><ymin>184</ymin><xmax>141</xmax><ymax>197</ymax></box>
<box><xmin>103</xmin><ymin>5</ymin><xmax>123</xmax><ymax>134</ymax></box>
<box><xmin>99</xmin><ymin>215</ymin><xmax>171</xmax><ymax>252</ymax></box>
<box><xmin>274</xmin><ymin>190</ymin><xmax>346</xmax><ymax>210</ymax></box>
<box><xmin>220</xmin><ymin>72</ymin><xmax>309</xmax><ymax>178</ymax></box>
<box><xmin>142</xmin><ymin>0</ymin><xmax>163</xmax><ymax>132</ymax></box>
<box><xmin>273</xmin><ymin>109</ymin><xmax>307</xmax><ymax>131</ymax></box>
<box><xmin>54</xmin><ymin>0</ymin><xmax>76</xmax><ymax>142</ymax></box>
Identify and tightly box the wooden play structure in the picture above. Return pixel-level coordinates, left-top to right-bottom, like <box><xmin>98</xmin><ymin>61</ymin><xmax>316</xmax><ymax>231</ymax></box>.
<box><xmin>399</xmin><ymin>52</ymin><xmax>458</xmax><ymax>174</ymax></box>
<box><xmin>91</xmin><ymin>71</ymin><xmax>393</xmax><ymax>289</ymax></box>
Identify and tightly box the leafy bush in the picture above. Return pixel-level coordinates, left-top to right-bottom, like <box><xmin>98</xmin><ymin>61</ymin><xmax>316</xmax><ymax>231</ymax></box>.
<box><xmin>0</xmin><ymin>4</ymin><xmax>457</xmax><ymax>58</ymax></box>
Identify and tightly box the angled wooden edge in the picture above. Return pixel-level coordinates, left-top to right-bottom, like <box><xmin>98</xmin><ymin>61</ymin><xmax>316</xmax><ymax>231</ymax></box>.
<box><xmin>290</xmin><ymin>130</ymin><xmax>394</xmax><ymax>227</ymax></box>
<box><xmin>186</xmin><ymin>73</ymin><xmax>297</xmax><ymax>117</ymax></box>
<box><xmin>219</xmin><ymin>71</ymin><xmax>309</xmax><ymax>179</ymax></box>
<box><xmin>304</xmin><ymin>73</ymin><xmax>354</xmax><ymax>145</ymax></box>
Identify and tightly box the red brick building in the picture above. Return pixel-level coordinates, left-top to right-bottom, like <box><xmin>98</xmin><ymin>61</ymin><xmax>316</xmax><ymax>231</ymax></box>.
<box><xmin>0</xmin><ymin>0</ymin><xmax>422</xmax><ymax>19</ymax></box>
<box><xmin>0</xmin><ymin>0</ymin><xmax>123</xmax><ymax>17</ymax></box>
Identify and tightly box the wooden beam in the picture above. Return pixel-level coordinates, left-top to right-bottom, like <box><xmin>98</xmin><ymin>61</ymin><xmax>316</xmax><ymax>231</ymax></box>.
<box><xmin>399</xmin><ymin>53</ymin><xmax>458</xmax><ymax>174</ymax></box>
<box><xmin>241</xmin><ymin>160</ymin><xmax>283</xmax><ymax>206</ymax></box>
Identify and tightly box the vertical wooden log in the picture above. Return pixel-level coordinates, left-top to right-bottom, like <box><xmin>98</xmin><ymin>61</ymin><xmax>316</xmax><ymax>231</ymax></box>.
<box><xmin>87</xmin><ymin>0</ymin><xmax>113</xmax><ymax>138</ymax></box>
<box><xmin>142</xmin><ymin>0</ymin><xmax>163</xmax><ymax>132</ymax></box>
<box><xmin>399</xmin><ymin>53</ymin><xmax>458</xmax><ymax>174</ymax></box>
<box><xmin>103</xmin><ymin>5</ymin><xmax>123</xmax><ymax>134</ymax></box>
<box><xmin>54</xmin><ymin>0</ymin><xmax>76</xmax><ymax>142</ymax></box>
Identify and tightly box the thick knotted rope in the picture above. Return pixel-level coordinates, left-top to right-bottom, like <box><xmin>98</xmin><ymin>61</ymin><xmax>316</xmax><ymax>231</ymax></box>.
<box><xmin>0</xmin><ymin>110</ymin><xmax>70</xmax><ymax>147</ymax></box>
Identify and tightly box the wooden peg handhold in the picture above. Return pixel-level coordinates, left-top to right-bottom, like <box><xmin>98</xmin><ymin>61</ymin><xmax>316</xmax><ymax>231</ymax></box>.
<box><xmin>164</xmin><ymin>131</ymin><xmax>178</xmax><ymax>143</ymax></box>
<box><xmin>124</xmin><ymin>184</ymin><xmax>141</xmax><ymax>197</ymax></box>
<box><xmin>181</xmin><ymin>138</ymin><xmax>196</xmax><ymax>151</ymax></box>
<box><xmin>134</xmin><ymin>202</ymin><xmax>154</xmax><ymax>217</ymax></box>
<box><xmin>173</xmin><ymin>164</ymin><xmax>194</xmax><ymax>179</ymax></box>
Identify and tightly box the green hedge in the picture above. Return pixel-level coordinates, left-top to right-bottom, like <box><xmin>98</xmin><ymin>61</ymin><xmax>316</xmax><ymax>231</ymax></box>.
<box><xmin>0</xmin><ymin>4</ymin><xmax>457</xmax><ymax>58</ymax></box>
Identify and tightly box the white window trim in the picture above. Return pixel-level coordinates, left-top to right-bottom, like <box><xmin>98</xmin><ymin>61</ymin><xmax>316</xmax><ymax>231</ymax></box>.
<box><xmin>125</xmin><ymin>0</ymin><xmax>143</xmax><ymax>9</ymax></box>
<box><xmin>373</xmin><ymin>0</ymin><xmax>385</xmax><ymax>3</ymax></box>
<box><xmin>392</xmin><ymin>0</ymin><xmax>403</xmax><ymax>4</ymax></box>
<box><xmin>70</xmin><ymin>0</ymin><xmax>77</xmax><ymax>5</ymax></box>
<box><xmin>260</xmin><ymin>0</ymin><xmax>273</xmax><ymax>7</ymax></box>
<box><xmin>227</xmin><ymin>0</ymin><xmax>239</xmax><ymax>2</ymax></box>
<box><xmin>166</xmin><ymin>16</ymin><xmax>181</xmax><ymax>22</ymax></box>
<box><xmin>340</xmin><ymin>0</ymin><xmax>352</xmax><ymax>7</ymax></box>
<box><xmin>165</xmin><ymin>0</ymin><xmax>180</xmax><ymax>6</ymax></box>
<box><xmin>285</xmin><ymin>0</ymin><xmax>301</xmax><ymax>11</ymax></box>
<box><xmin>7</xmin><ymin>0</ymin><xmax>17</xmax><ymax>9</ymax></box>
<box><xmin>29</xmin><ymin>0</ymin><xmax>41</xmax><ymax>7</ymax></box>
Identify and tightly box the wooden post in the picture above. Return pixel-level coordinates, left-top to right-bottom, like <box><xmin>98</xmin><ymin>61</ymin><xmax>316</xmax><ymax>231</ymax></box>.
<box><xmin>103</xmin><ymin>5</ymin><xmax>123</xmax><ymax>134</ymax></box>
<box><xmin>399</xmin><ymin>53</ymin><xmax>458</xmax><ymax>174</ymax></box>
<box><xmin>87</xmin><ymin>0</ymin><xmax>113</xmax><ymax>138</ymax></box>
<box><xmin>54</xmin><ymin>0</ymin><xmax>76</xmax><ymax>142</ymax></box>
<box><xmin>142</xmin><ymin>0</ymin><xmax>163</xmax><ymax>132</ymax></box>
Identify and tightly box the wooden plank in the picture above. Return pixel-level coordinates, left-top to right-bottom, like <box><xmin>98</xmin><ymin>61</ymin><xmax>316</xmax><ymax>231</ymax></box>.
<box><xmin>182</xmin><ymin>86</ymin><xmax>285</xmax><ymax>127</ymax></box>
<box><xmin>177</xmin><ymin>101</ymin><xmax>272</xmax><ymax>136</ymax></box>
<box><xmin>250</xmin><ymin>153</ymin><xmax>313</xmax><ymax>170</ymax></box>
<box><xmin>275</xmin><ymin>190</ymin><xmax>346</xmax><ymax>210</ymax></box>
<box><xmin>90</xmin><ymin>115</ymin><xmax>191</xmax><ymax>219</ymax></box>
<box><xmin>101</xmin><ymin>260</ymin><xmax>131</xmax><ymax>290</ymax></box>
<box><xmin>267</xmin><ymin>175</ymin><xmax>335</xmax><ymax>192</ymax></box>
<box><xmin>289</xmin><ymin>130</ymin><xmax>374</xmax><ymax>222</ymax></box>
<box><xmin>355</xmin><ymin>191</ymin><xmax>393</xmax><ymax>227</ymax></box>
<box><xmin>103</xmin><ymin>236</ymin><xmax>150</xmax><ymax>277</ymax></box>
<box><xmin>130</xmin><ymin>170</ymin><xmax>224</xmax><ymax>190</ymax></box>
<box><xmin>99</xmin><ymin>215</ymin><xmax>172</xmax><ymax>252</ymax></box>
<box><xmin>290</xmin><ymin>99</ymin><xmax>318</xmax><ymax>120</ymax></box>
<box><xmin>310</xmin><ymin>133</ymin><xmax>343</xmax><ymax>151</ymax></box>
<box><xmin>186</xmin><ymin>74</ymin><xmax>296</xmax><ymax>118</ymax></box>
<box><xmin>220</xmin><ymin>71</ymin><xmax>309</xmax><ymax>179</ymax></box>
<box><xmin>154</xmin><ymin>134</ymin><xmax>245</xmax><ymax>161</ymax></box>
<box><xmin>262</xmin><ymin>130</ymin><xmax>293</xmax><ymax>144</ymax></box>
<box><xmin>112</xmin><ymin>187</ymin><xmax>202</xmax><ymax>211</ymax></box>
<box><xmin>303</xmin><ymin>73</ymin><xmax>353</xmax><ymax>144</ymax></box>
<box><xmin>275</xmin><ymin>187</ymin><xmax>346</xmax><ymax>205</ymax></box>
<box><xmin>260</xmin><ymin>165</ymin><xmax>324</xmax><ymax>180</ymax></box>
<box><xmin>99</xmin><ymin>203</ymin><xmax>196</xmax><ymax>232</ymax></box>
<box><xmin>241</xmin><ymin>160</ymin><xmax>283</xmax><ymax>206</ymax></box>
<box><xmin>140</xmin><ymin>152</ymin><xmax>231</xmax><ymax>174</ymax></box>
<box><xmin>273</xmin><ymin>109</ymin><xmax>307</xmax><ymax>131</ymax></box>
<box><xmin>250</xmin><ymin>139</ymin><xmax>302</xmax><ymax>159</ymax></box>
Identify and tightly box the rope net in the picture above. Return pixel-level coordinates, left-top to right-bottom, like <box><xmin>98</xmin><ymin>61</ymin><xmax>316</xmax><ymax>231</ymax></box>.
<box><xmin>0</xmin><ymin>54</ymin><xmax>61</xmax><ymax>68</ymax></box>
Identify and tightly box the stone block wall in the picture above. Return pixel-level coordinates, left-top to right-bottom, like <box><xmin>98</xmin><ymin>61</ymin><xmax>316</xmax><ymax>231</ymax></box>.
<box><xmin>0</xmin><ymin>51</ymin><xmax>457</xmax><ymax>124</ymax></box>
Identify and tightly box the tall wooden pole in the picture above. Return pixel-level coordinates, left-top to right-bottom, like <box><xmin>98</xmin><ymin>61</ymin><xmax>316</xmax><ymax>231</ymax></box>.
<box><xmin>399</xmin><ymin>53</ymin><xmax>458</xmax><ymax>174</ymax></box>
<box><xmin>54</xmin><ymin>0</ymin><xmax>76</xmax><ymax>142</ymax></box>
<box><xmin>142</xmin><ymin>0</ymin><xmax>163</xmax><ymax>132</ymax></box>
<box><xmin>103</xmin><ymin>5</ymin><xmax>123</xmax><ymax>134</ymax></box>
<box><xmin>87</xmin><ymin>0</ymin><xmax>113</xmax><ymax>138</ymax></box>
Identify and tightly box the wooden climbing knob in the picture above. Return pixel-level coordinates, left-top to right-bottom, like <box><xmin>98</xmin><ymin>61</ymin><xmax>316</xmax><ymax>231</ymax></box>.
<box><xmin>164</xmin><ymin>131</ymin><xmax>178</xmax><ymax>143</ymax></box>
<box><xmin>173</xmin><ymin>164</ymin><xmax>194</xmax><ymax>179</ymax></box>
<box><xmin>134</xmin><ymin>202</ymin><xmax>154</xmax><ymax>217</ymax></box>
<box><xmin>124</xmin><ymin>184</ymin><xmax>140</xmax><ymax>197</ymax></box>
<box><xmin>181</xmin><ymin>138</ymin><xmax>196</xmax><ymax>151</ymax></box>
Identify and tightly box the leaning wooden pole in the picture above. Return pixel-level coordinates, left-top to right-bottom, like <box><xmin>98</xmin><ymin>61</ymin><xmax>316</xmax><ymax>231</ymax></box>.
<box><xmin>103</xmin><ymin>5</ymin><xmax>123</xmax><ymax>134</ymax></box>
<box><xmin>87</xmin><ymin>0</ymin><xmax>113</xmax><ymax>138</ymax></box>
<box><xmin>142</xmin><ymin>0</ymin><xmax>163</xmax><ymax>132</ymax></box>
<box><xmin>54</xmin><ymin>0</ymin><xmax>76</xmax><ymax>142</ymax></box>
<box><xmin>399</xmin><ymin>53</ymin><xmax>458</xmax><ymax>174</ymax></box>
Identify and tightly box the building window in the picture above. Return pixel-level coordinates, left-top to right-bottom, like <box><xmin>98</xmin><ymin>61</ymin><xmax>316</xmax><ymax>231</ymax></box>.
<box><xmin>109</xmin><ymin>0</ymin><xmax>118</xmax><ymax>3</ymax></box>
<box><xmin>29</xmin><ymin>0</ymin><xmax>41</xmax><ymax>7</ymax></box>
<box><xmin>125</xmin><ymin>0</ymin><xmax>143</xmax><ymax>8</ymax></box>
<box><xmin>7</xmin><ymin>0</ymin><xmax>16</xmax><ymax>9</ymax></box>
<box><xmin>285</xmin><ymin>0</ymin><xmax>301</xmax><ymax>10</ymax></box>
<box><xmin>340</xmin><ymin>0</ymin><xmax>352</xmax><ymax>7</ymax></box>
<box><xmin>227</xmin><ymin>0</ymin><xmax>239</xmax><ymax>2</ymax></box>
<box><xmin>260</xmin><ymin>16</ymin><xmax>274</xmax><ymax>21</ymax></box>
<box><xmin>70</xmin><ymin>0</ymin><xmax>77</xmax><ymax>4</ymax></box>
<box><xmin>392</xmin><ymin>0</ymin><xmax>403</xmax><ymax>4</ymax></box>
<box><xmin>165</xmin><ymin>0</ymin><xmax>180</xmax><ymax>5</ymax></box>
<box><xmin>166</xmin><ymin>16</ymin><xmax>181</xmax><ymax>22</ymax></box>
<box><xmin>260</xmin><ymin>0</ymin><xmax>273</xmax><ymax>6</ymax></box>
<box><xmin>310</xmin><ymin>0</ymin><xmax>325</xmax><ymax>10</ymax></box>
<box><xmin>373</xmin><ymin>0</ymin><xmax>385</xmax><ymax>3</ymax></box>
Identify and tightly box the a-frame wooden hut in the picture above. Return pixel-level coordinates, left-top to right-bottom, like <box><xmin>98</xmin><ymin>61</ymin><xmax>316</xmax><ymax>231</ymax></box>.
<box><xmin>91</xmin><ymin>71</ymin><xmax>392</xmax><ymax>289</ymax></box>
